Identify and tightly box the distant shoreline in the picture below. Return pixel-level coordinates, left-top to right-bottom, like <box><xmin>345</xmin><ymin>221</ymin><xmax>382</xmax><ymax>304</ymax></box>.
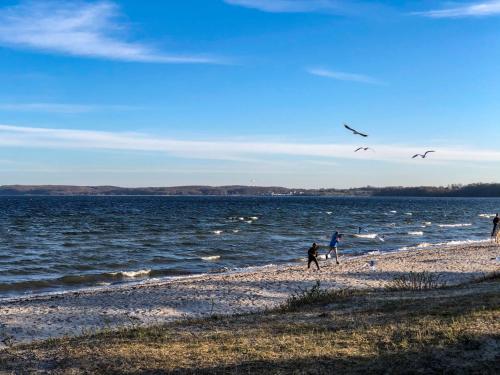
<box><xmin>1</xmin><ymin>182</ymin><xmax>500</xmax><ymax>197</ymax></box>
<box><xmin>1</xmin><ymin>194</ymin><xmax>499</xmax><ymax>199</ymax></box>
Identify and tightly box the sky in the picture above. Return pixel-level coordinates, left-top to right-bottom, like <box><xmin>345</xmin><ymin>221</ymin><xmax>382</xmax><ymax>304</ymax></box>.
<box><xmin>0</xmin><ymin>0</ymin><xmax>499</xmax><ymax>188</ymax></box>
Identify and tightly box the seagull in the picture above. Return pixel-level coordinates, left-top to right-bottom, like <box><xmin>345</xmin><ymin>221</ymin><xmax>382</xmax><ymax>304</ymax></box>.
<box><xmin>354</xmin><ymin>147</ymin><xmax>374</xmax><ymax>152</ymax></box>
<box><xmin>412</xmin><ymin>151</ymin><xmax>435</xmax><ymax>159</ymax></box>
<box><xmin>344</xmin><ymin>124</ymin><xmax>368</xmax><ymax>137</ymax></box>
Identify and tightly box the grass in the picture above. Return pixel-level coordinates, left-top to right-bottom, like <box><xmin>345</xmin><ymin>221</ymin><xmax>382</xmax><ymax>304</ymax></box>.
<box><xmin>386</xmin><ymin>271</ymin><xmax>445</xmax><ymax>291</ymax></box>
<box><xmin>279</xmin><ymin>280</ymin><xmax>356</xmax><ymax>312</ymax></box>
<box><xmin>0</xmin><ymin>278</ymin><xmax>499</xmax><ymax>374</ymax></box>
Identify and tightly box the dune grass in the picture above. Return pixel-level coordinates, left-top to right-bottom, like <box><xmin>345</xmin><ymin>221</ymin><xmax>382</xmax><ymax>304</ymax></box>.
<box><xmin>1</xmin><ymin>277</ymin><xmax>499</xmax><ymax>374</ymax></box>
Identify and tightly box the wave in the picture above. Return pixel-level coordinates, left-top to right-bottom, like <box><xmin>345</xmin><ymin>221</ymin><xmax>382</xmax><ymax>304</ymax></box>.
<box><xmin>405</xmin><ymin>212</ymin><xmax>413</xmax><ymax>216</ymax></box>
<box><xmin>112</xmin><ymin>269</ymin><xmax>151</xmax><ymax>278</ymax></box>
<box><xmin>437</xmin><ymin>223</ymin><xmax>472</xmax><ymax>228</ymax></box>
<box><xmin>423</xmin><ymin>221</ymin><xmax>432</xmax><ymax>225</ymax></box>
<box><xmin>201</xmin><ymin>255</ymin><xmax>221</xmax><ymax>261</ymax></box>
<box><xmin>478</xmin><ymin>214</ymin><xmax>495</xmax><ymax>218</ymax></box>
<box><xmin>213</xmin><ymin>230</ymin><xmax>223</xmax><ymax>235</ymax></box>
<box><xmin>325</xmin><ymin>211</ymin><xmax>332</xmax><ymax>215</ymax></box>
<box><xmin>0</xmin><ymin>268</ymin><xmax>153</xmax><ymax>294</ymax></box>
<box><xmin>397</xmin><ymin>238</ymin><xmax>489</xmax><ymax>252</ymax></box>
<box><xmin>249</xmin><ymin>216</ymin><xmax>259</xmax><ymax>220</ymax></box>
<box><xmin>368</xmin><ymin>250</ymin><xmax>381</xmax><ymax>255</ymax></box>
<box><xmin>389</xmin><ymin>210</ymin><xmax>397</xmax><ymax>213</ymax></box>
<box><xmin>408</xmin><ymin>231</ymin><xmax>423</xmax><ymax>236</ymax></box>
<box><xmin>353</xmin><ymin>233</ymin><xmax>378</xmax><ymax>239</ymax></box>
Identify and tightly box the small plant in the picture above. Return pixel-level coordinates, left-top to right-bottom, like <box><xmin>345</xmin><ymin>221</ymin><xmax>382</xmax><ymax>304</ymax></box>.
<box><xmin>387</xmin><ymin>271</ymin><xmax>445</xmax><ymax>291</ymax></box>
<box><xmin>280</xmin><ymin>281</ymin><xmax>354</xmax><ymax>311</ymax></box>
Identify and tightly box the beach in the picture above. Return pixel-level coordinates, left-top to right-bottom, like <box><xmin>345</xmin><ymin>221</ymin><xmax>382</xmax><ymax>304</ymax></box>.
<box><xmin>1</xmin><ymin>241</ymin><xmax>498</xmax><ymax>347</ymax></box>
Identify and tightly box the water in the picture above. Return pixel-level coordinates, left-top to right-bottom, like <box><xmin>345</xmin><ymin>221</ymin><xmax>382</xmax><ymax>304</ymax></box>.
<box><xmin>0</xmin><ymin>196</ymin><xmax>498</xmax><ymax>298</ymax></box>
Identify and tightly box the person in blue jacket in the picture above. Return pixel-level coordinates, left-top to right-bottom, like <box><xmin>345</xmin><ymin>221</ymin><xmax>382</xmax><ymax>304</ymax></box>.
<box><xmin>326</xmin><ymin>231</ymin><xmax>342</xmax><ymax>264</ymax></box>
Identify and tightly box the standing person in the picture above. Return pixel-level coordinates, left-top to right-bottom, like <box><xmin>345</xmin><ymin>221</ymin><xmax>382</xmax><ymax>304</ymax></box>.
<box><xmin>326</xmin><ymin>231</ymin><xmax>341</xmax><ymax>265</ymax></box>
<box><xmin>492</xmin><ymin>214</ymin><xmax>499</xmax><ymax>239</ymax></box>
<box><xmin>307</xmin><ymin>242</ymin><xmax>320</xmax><ymax>271</ymax></box>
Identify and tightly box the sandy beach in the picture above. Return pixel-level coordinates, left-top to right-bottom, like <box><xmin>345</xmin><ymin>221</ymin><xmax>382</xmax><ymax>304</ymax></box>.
<box><xmin>0</xmin><ymin>242</ymin><xmax>498</xmax><ymax>347</ymax></box>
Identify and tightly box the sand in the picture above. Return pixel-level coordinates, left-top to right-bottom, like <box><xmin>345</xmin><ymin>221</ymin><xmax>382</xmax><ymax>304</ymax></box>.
<box><xmin>0</xmin><ymin>242</ymin><xmax>498</xmax><ymax>347</ymax></box>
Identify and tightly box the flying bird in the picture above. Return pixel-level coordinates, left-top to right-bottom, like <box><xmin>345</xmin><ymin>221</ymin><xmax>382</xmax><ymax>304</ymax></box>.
<box><xmin>412</xmin><ymin>151</ymin><xmax>435</xmax><ymax>159</ymax></box>
<box><xmin>354</xmin><ymin>147</ymin><xmax>374</xmax><ymax>152</ymax></box>
<box><xmin>344</xmin><ymin>124</ymin><xmax>368</xmax><ymax>137</ymax></box>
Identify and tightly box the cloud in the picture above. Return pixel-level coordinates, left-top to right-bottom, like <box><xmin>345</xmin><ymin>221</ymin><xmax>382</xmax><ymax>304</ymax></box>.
<box><xmin>0</xmin><ymin>103</ymin><xmax>142</xmax><ymax>113</ymax></box>
<box><xmin>0</xmin><ymin>1</ymin><xmax>221</xmax><ymax>63</ymax></box>
<box><xmin>0</xmin><ymin>124</ymin><xmax>499</xmax><ymax>163</ymax></box>
<box><xmin>307</xmin><ymin>67</ymin><xmax>384</xmax><ymax>85</ymax></box>
<box><xmin>224</xmin><ymin>0</ymin><xmax>343</xmax><ymax>13</ymax></box>
<box><xmin>415</xmin><ymin>1</ymin><xmax>500</xmax><ymax>18</ymax></box>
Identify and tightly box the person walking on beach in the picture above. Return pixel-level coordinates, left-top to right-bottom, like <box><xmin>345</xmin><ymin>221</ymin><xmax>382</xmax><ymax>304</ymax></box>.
<box><xmin>307</xmin><ymin>242</ymin><xmax>320</xmax><ymax>271</ymax></box>
<box><xmin>492</xmin><ymin>213</ymin><xmax>499</xmax><ymax>239</ymax></box>
<box><xmin>326</xmin><ymin>231</ymin><xmax>341</xmax><ymax>265</ymax></box>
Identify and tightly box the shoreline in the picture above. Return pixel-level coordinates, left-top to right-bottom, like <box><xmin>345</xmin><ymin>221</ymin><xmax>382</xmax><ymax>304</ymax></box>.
<box><xmin>0</xmin><ymin>241</ymin><xmax>498</xmax><ymax>346</ymax></box>
<box><xmin>0</xmin><ymin>237</ymin><xmax>492</xmax><ymax>303</ymax></box>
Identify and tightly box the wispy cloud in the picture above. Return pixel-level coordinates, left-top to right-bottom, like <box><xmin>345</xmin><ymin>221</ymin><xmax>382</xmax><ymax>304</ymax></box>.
<box><xmin>0</xmin><ymin>124</ymin><xmax>499</xmax><ymax>163</ymax></box>
<box><xmin>307</xmin><ymin>67</ymin><xmax>384</xmax><ymax>85</ymax></box>
<box><xmin>224</xmin><ymin>0</ymin><xmax>361</xmax><ymax>14</ymax></box>
<box><xmin>0</xmin><ymin>1</ymin><xmax>222</xmax><ymax>63</ymax></box>
<box><xmin>0</xmin><ymin>103</ymin><xmax>142</xmax><ymax>114</ymax></box>
<box><xmin>415</xmin><ymin>1</ymin><xmax>500</xmax><ymax>18</ymax></box>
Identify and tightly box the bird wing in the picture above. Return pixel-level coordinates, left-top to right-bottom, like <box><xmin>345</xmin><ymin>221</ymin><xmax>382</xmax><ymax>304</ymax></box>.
<box><xmin>344</xmin><ymin>124</ymin><xmax>368</xmax><ymax>137</ymax></box>
<box><xmin>412</xmin><ymin>154</ymin><xmax>421</xmax><ymax>158</ymax></box>
<box><xmin>354</xmin><ymin>147</ymin><xmax>362</xmax><ymax>152</ymax></box>
<box><xmin>344</xmin><ymin>124</ymin><xmax>355</xmax><ymax>132</ymax></box>
<box><xmin>424</xmin><ymin>150</ymin><xmax>435</xmax><ymax>156</ymax></box>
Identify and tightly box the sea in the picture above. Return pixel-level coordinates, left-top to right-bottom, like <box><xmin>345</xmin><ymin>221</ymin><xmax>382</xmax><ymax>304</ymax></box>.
<box><xmin>0</xmin><ymin>196</ymin><xmax>498</xmax><ymax>299</ymax></box>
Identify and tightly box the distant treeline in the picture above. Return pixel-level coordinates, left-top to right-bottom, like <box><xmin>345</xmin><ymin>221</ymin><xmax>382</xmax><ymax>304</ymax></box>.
<box><xmin>0</xmin><ymin>183</ymin><xmax>499</xmax><ymax>197</ymax></box>
<box><xmin>371</xmin><ymin>183</ymin><xmax>500</xmax><ymax>198</ymax></box>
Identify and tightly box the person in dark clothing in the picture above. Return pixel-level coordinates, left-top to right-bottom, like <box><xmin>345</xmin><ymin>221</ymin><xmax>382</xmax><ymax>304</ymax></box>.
<box><xmin>492</xmin><ymin>214</ymin><xmax>499</xmax><ymax>238</ymax></box>
<box><xmin>308</xmin><ymin>242</ymin><xmax>320</xmax><ymax>271</ymax></box>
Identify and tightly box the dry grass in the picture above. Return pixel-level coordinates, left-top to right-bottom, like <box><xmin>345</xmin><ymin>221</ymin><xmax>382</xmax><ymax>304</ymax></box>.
<box><xmin>386</xmin><ymin>271</ymin><xmax>445</xmax><ymax>291</ymax></box>
<box><xmin>1</xmin><ymin>278</ymin><xmax>499</xmax><ymax>374</ymax></box>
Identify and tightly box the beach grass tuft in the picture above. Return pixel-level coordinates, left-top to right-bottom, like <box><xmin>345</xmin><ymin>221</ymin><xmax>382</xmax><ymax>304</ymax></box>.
<box><xmin>386</xmin><ymin>271</ymin><xmax>445</xmax><ymax>291</ymax></box>
<box><xmin>279</xmin><ymin>281</ymin><xmax>356</xmax><ymax>311</ymax></box>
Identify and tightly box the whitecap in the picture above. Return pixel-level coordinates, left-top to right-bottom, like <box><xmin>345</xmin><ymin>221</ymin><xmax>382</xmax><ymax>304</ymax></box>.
<box><xmin>478</xmin><ymin>214</ymin><xmax>495</xmax><ymax>218</ymax></box>
<box><xmin>408</xmin><ymin>231</ymin><xmax>423</xmax><ymax>236</ymax></box>
<box><xmin>353</xmin><ymin>233</ymin><xmax>378</xmax><ymax>239</ymax></box>
<box><xmin>325</xmin><ymin>211</ymin><xmax>332</xmax><ymax>215</ymax></box>
<box><xmin>390</xmin><ymin>210</ymin><xmax>397</xmax><ymax>213</ymax></box>
<box><xmin>416</xmin><ymin>242</ymin><xmax>432</xmax><ymax>248</ymax></box>
<box><xmin>118</xmin><ymin>269</ymin><xmax>151</xmax><ymax>278</ymax></box>
<box><xmin>437</xmin><ymin>223</ymin><xmax>472</xmax><ymax>228</ymax></box>
<box><xmin>232</xmin><ymin>229</ymin><xmax>240</xmax><ymax>233</ymax></box>
<box><xmin>249</xmin><ymin>216</ymin><xmax>259</xmax><ymax>220</ymax></box>
<box><xmin>213</xmin><ymin>230</ymin><xmax>223</xmax><ymax>235</ymax></box>
<box><xmin>201</xmin><ymin>255</ymin><xmax>221</xmax><ymax>261</ymax></box>
<box><xmin>405</xmin><ymin>212</ymin><xmax>413</xmax><ymax>216</ymax></box>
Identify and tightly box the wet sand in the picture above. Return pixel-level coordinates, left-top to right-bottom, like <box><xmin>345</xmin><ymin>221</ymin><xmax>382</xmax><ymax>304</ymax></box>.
<box><xmin>0</xmin><ymin>242</ymin><xmax>498</xmax><ymax>346</ymax></box>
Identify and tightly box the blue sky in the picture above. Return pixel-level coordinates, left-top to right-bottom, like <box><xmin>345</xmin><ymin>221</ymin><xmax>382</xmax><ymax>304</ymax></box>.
<box><xmin>0</xmin><ymin>0</ymin><xmax>499</xmax><ymax>188</ymax></box>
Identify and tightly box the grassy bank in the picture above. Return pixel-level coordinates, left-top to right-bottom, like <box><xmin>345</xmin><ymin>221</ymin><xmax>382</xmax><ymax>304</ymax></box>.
<box><xmin>1</xmin><ymin>275</ymin><xmax>499</xmax><ymax>374</ymax></box>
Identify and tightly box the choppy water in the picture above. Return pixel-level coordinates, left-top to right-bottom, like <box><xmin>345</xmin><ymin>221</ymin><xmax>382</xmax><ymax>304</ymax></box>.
<box><xmin>0</xmin><ymin>196</ymin><xmax>498</xmax><ymax>298</ymax></box>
